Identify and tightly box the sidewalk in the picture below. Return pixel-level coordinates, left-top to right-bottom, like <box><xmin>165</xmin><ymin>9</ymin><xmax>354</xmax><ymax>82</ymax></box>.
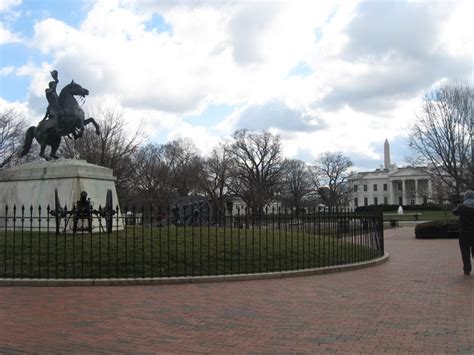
<box><xmin>0</xmin><ymin>226</ymin><xmax>473</xmax><ymax>353</ymax></box>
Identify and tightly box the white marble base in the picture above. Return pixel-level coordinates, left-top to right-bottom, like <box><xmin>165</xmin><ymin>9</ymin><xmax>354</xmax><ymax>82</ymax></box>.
<box><xmin>0</xmin><ymin>158</ymin><xmax>123</xmax><ymax>231</ymax></box>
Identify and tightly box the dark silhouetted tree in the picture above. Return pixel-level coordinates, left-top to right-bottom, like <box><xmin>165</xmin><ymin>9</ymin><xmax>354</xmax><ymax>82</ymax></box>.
<box><xmin>0</xmin><ymin>109</ymin><xmax>27</xmax><ymax>168</ymax></box>
<box><xmin>226</xmin><ymin>129</ymin><xmax>284</xmax><ymax>214</ymax></box>
<box><xmin>408</xmin><ymin>83</ymin><xmax>473</xmax><ymax>202</ymax></box>
<box><xmin>310</xmin><ymin>152</ymin><xmax>353</xmax><ymax>210</ymax></box>
<box><xmin>280</xmin><ymin>159</ymin><xmax>311</xmax><ymax>213</ymax></box>
<box><xmin>198</xmin><ymin>144</ymin><xmax>232</xmax><ymax>217</ymax></box>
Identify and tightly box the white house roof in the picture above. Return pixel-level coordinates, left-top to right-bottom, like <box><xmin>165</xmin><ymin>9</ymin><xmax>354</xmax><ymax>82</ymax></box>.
<box><xmin>388</xmin><ymin>166</ymin><xmax>429</xmax><ymax>179</ymax></box>
<box><xmin>351</xmin><ymin>169</ymin><xmax>389</xmax><ymax>181</ymax></box>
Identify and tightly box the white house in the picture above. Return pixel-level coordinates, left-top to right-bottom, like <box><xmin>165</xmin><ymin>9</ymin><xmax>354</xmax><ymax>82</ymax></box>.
<box><xmin>349</xmin><ymin>139</ymin><xmax>433</xmax><ymax>208</ymax></box>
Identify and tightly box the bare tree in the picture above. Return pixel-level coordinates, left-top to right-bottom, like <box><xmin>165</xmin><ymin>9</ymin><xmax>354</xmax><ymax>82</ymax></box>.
<box><xmin>60</xmin><ymin>107</ymin><xmax>144</xmax><ymax>203</ymax></box>
<box><xmin>310</xmin><ymin>152</ymin><xmax>353</xmax><ymax>210</ymax></box>
<box><xmin>408</xmin><ymin>83</ymin><xmax>473</xmax><ymax>202</ymax></box>
<box><xmin>133</xmin><ymin>143</ymin><xmax>174</xmax><ymax>210</ymax></box>
<box><xmin>198</xmin><ymin>145</ymin><xmax>232</xmax><ymax>217</ymax></box>
<box><xmin>0</xmin><ymin>109</ymin><xmax>26</xmax><ymax>168</ymax></box>
<box><xmin>226</xmin><ymin>129</ymin><xmax>284</xmax><ymax>214</ymax></box>
<box><xmin>280</xmin><ymin>159</ymin><xmax>311</xmax><ymax>212</ymax></box>
<box><xmin>132</xmin><ymin>139</ymin><xmax>203</xmax><ymax>209</ymax></box>
<box><xmin>429</xmin><ymin>174</ymin><xmax>453</xmax><ymax>205</ymax></box>
<box><xmin>164</xmin><ymin>138</ymin><xmax>203</xmax><ymax>197</ymax></box>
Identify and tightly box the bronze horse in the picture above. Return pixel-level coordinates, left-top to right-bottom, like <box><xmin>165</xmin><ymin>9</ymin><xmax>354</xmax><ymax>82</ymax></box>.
<box><xmin>20</xmin><ymin>80</ymin><xmax>100</xmax><ymax>160</ymax></box>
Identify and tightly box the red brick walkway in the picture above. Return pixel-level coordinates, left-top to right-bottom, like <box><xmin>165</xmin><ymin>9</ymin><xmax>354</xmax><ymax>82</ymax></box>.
<box><xmin>1</xmin><ymin>227</ymin><xmax>473</xmax><ymax>353</ymax></box>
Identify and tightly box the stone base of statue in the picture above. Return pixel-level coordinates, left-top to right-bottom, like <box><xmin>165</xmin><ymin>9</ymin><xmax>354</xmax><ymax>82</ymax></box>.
<box><xmin>0</xmin><ymin>159</ymin><xmax>123</xmax><ymax>232</ymax></box>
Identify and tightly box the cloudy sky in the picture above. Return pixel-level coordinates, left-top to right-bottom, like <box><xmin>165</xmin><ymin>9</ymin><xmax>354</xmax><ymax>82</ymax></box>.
<box><xmin>0</xmin><ymin>0</ymin><xmax>472</xmax><ymax>170</ymax></box>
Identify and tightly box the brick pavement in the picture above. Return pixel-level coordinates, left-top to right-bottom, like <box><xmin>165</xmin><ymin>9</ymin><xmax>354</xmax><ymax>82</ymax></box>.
<box><xmin>0</xmin><ymin>226</ymin><xmax>473</xmax><ymax>354</ymax></box>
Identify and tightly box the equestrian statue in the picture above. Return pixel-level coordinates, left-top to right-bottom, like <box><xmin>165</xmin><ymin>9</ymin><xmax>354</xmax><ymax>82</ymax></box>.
<box><xmin>20</xmin><ymin>70</ymin><xmax>101</xmax><ymax>160</ymax></box>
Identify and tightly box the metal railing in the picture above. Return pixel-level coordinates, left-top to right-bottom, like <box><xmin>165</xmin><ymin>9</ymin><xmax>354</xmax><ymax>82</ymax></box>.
<box><xmin>0</xmin><ymin>205</ymin><xmax>384</xmax><ymax>279</ymax></box>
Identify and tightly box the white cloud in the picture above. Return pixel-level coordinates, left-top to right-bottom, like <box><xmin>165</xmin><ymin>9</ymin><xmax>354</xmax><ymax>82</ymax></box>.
<box><xmin>166</xmin><ymin>122</ymin><xmax>221</xmax><ymax>157</ymax></box>
<box><xmin>0</xmin><ymin>0</ymin><xmax>23</xmax><ymax>44</ymax></box>
<box><xmin>0</xmin><ymin>22</ymin><xmax>21</xmax><ymax>44</ymax></box>
<box><xmin>0</xmin><ymin>0</ymin><xmax>21</xmax><ymax>12</ymax></box>
<box><xmin>313</xmin><ymin>1</ymin><xmax>472</xmax><ymax>113</ymax></box>
<box><xmin>219</xmin><ymin>100</ymin><xmax>325</xmax><ymax>133</ymax></box>
<box><xmin>0</xmin><ymin>66</ymin><xmax>14</xmax><ymax>75</ymax></box>
<box><xmin>439</xmin><ymin>0</ymin><xmax>473</xmax><ymax>57</ymax></box>
<box><xmin>0</xmin><ymin>97</ymin><xmax>30</xmax><ymax>122</ymax></box>
<box><xmin>3</xmin><ymin>0</ymin><xmax>472</xmax><ymax>169</ymax></box>
<box><xmin>26</xmin><ymin>1</ymin><xmax>342</xmax><ymax>116</ymax></box>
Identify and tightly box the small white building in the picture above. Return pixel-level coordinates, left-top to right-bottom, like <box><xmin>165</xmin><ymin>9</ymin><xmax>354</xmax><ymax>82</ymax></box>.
<box><xmin>349</xmin><ymin>139</ymin><xmax>433</xmax><ymax>208</ymax></box>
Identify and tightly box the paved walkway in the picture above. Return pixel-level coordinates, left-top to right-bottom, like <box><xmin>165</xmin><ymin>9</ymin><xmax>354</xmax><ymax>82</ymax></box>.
<box><xmin>0</xmin><ymin>227</ymin><xmax>473</xmax><ymax>354</ymax></box>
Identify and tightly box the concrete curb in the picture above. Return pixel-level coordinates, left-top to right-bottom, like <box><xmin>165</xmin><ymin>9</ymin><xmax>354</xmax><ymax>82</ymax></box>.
<box><xmin>0</xmin><ymin>252</ymin><xmax>389</xmax><ymax>287</ymax></box>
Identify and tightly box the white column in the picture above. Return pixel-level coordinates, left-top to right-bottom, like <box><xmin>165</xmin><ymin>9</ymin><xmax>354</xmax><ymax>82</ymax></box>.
<box><xmin>403</xmin><ymin>179</ymin><xmax>408</xmax><ymax>205</ymax></box>
<box><xmin>427</xmin><ymin>179</ymin><xmax>433</xmax><ymax>201</ymax></box>
<box><xmin>393</xmin><ymin>180</ymin><xmax>399</xmax><ymax>205</ymax></box>
<box><xmin>391</xmin><ymin>181</ymin><xmax>396</xmax><ymax>204</ymax></box>
<box><xmin>415</xmin><ymin>179</ymin><xmax>419</xmax><ymax>204</ymax></box>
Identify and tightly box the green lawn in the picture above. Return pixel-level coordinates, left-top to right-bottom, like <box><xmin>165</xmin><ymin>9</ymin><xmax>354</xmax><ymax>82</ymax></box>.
<box><xmin>384</xmin><ymin>210</ymin><xmax>455</xmax><ymax>221</ymax></box>
<box><xmin>0</xmin><ymin>226</ymin><xmax>381</xmax><ymax>279</ymax></box>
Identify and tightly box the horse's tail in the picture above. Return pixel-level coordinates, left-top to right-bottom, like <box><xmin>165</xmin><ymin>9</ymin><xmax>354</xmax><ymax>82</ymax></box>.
<box><xmin>20</xmin><ymin>126</ymin><xmax>36</xmax><ymax>157</ymax></box>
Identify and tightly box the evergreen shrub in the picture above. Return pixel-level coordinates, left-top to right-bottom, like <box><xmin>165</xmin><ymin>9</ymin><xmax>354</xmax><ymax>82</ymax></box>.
<box><xmin>415</xmin><ymin>219</ymin><xmax>459</xmax><ymax>239</ymax></box>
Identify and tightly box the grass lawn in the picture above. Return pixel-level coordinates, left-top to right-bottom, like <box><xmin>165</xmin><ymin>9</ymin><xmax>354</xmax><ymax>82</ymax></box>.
<box><xmin>384</xmin><ymin>210</ymin><xmax>455</xmax><ymax>221</ymax></box>
<box><xmin>0</xmin><ymin>226</ymin><xmax>381</xmax><ymax>279</ymax></box>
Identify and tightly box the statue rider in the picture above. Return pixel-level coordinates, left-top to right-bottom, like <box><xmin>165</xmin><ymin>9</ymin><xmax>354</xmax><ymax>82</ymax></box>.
<box><xmin>42</xmin><ymin>70</ymin><xmax>64</xmax><ymax>134</ymax></box>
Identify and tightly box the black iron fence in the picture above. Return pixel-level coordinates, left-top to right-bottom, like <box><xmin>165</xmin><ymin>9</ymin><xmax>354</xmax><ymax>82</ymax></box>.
<box><xmin>0</xmin><ymin>205</ymin><xmax>384</xmax><ymax>279</ymax></box>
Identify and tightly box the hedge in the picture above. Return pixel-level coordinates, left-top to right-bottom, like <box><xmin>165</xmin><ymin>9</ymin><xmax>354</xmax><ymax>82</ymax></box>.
<box><xmin>356</xmin><ymin>203</ymin><xmax>442</xmax><ymax>213</ymax></box>
<box><xmin>414</xmin><ymin>219</ymin><xmax>459</xmax><ymax>239</ymax></box>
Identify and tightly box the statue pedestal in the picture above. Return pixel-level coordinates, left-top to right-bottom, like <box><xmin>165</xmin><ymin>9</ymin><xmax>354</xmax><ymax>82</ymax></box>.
<box><xmin>0</xmin><ymin>159</ymin><xmax>123</xmax><ymax>231</ymax></box>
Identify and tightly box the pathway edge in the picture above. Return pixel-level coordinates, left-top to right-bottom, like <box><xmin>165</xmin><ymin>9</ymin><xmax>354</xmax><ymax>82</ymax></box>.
<box><xmin>0</xmin><ymin>253</ymin><xmax>389</xmax><ymax>287</ymax></box>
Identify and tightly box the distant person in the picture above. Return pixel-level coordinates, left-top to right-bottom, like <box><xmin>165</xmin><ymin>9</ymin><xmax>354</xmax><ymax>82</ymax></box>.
<box><xmin>452</xmin><ymin>190</ymin><xmax>474</xmax><ymax>276</ymax></box>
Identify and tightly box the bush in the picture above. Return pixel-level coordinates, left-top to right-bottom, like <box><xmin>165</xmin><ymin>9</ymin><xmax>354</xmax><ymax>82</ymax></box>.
<box><xmin>403</xmin><ymin>203</ymin><xmax>443</xmax><ymax>211</ymax></box>
<box><xmin>356</xmin><ymin>203</ymin><xmax>443</xmax><ymax>213</ymax></box>
<box><xmin>415</xmin><ymin>219</ymin><xmax>459</xmax><ymax>239</ymax></box>
<box><xmin>356</xmin><ymin>205</ymin><xmax>396</xmax><ymax>212</ymax></box>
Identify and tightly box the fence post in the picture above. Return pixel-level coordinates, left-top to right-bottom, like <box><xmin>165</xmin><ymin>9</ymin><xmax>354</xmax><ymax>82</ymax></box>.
<box><xmin>379</xmin><ymin>211</ymin><xmax>384</xmax><ymax>256</ymax></box>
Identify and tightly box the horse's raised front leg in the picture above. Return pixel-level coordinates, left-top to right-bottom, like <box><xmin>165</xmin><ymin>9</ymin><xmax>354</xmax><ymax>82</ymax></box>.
<box><xmin>84</xmin><ymin>117</ymin><xmax>101</xmax><ymax>135</ymax></box>
<box><xmin>72</xmin><ymin>128</ymin><xmax>80</xmax><ymax>140</ymax></box>
<box><xmin>75</xmin><ymin>118</ymin><xmax>85</xmax><ymax>139</ymax></box>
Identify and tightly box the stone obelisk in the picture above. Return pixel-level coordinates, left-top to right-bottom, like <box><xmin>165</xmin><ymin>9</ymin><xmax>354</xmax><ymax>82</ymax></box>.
<box><xmin>384</xmin><ymin>138</ymin><xmax>391</xmax><ymax>169</ymax></box>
